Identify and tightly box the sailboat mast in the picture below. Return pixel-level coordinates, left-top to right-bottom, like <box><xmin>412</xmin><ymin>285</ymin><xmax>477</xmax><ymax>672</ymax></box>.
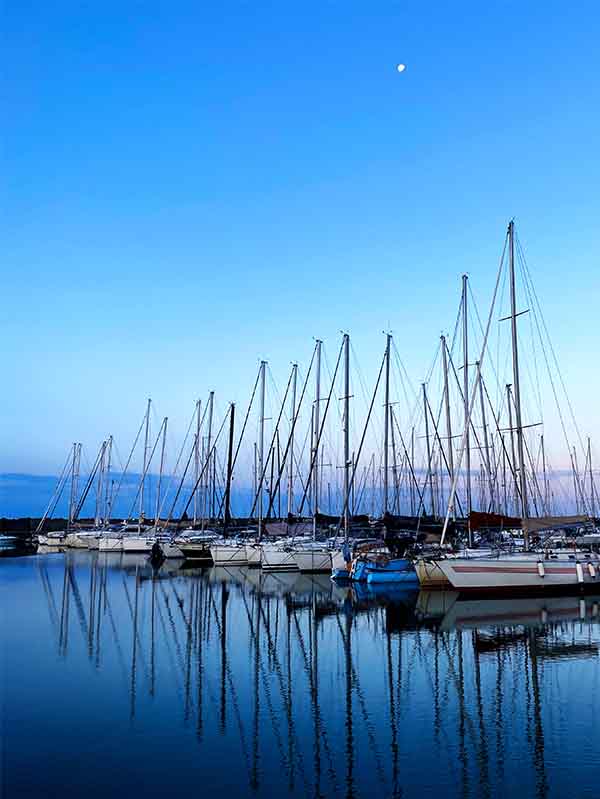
<box><xmin>588</xmin><ymin>437</ymin><xmax>596</xmax><ymax>518</ymax></box>
<box><xmin>224</xmin><ymin>403</ymin><xmax>235</xmax><ymax>530</ymax></box>
<box><xmin>193</xmin><ymin>399</ymin><xmax>201</xmax><ymax>526</ymax></box>
<box><xmin>68</xmin><ymin>442</ymin><xmax>77</xmax><ymax>530</ymax></box>
<box><xmin>343</xmin><ymin>333</ymin><xmax>350</xmax><ymax>540</ymax></box>
<box><xmin>422</xmin><ymin>383</ymin><xmax>436</xmax><ymax>517</ymax></box>
<box><xmin>382</xmin><ymin>333</ymin><xmax>391</xmax><ymax>516</ymax></box>
<box><xmin>258</xmin><ymin>361</ymin><xmax>267</xmax><ymax>540</ymax></box>
<box><xmin>477</xmin><ymin>362</ymin><xmax>494</xmax><ymax>511</ymax></box>
<box><xmin>139</xmin><ymin>398</ymin><xmax>151</xmax><ymax>529</ymax></box>
<box><xmin>462</xmin><ymin>275</ymin><xmax>472</xmax><ymax>518</ymax></box>
<box><xmin>287</xmin><ymin>363</ymin><xmax>298</xmax><ymax>517</ymax></box>
<box><xmin>508</xmin><ymin>220</ymin><xmax>529</xmax><ymax>529</ymax></box>
<box><xmin>441</xmin><ymin>335</ymin><xmax>455</xmax><ymax>517</ymax></box>
<box><xmin>313</xmin><ymin>340</ymin><xmax>322</xmax><ymax>537</ymax></box>
<box><xmin>104</xmin><ymin>435</ymin><xmax>113</xmax><ymax>525</ymax></box>
<box><xmin>506</xmin><ymin>384</ymin><xmax>518</xmax><ymax>515</ymax></box>
<box><xmin>155</xmin><ymin>417</ymin><xmax>167</xmax><ymax>526</ymax></box>
<box><xmin>205</xmin><ymin>392</ymin><xmax>214</xmax><ymax>524</ymax></box>
<box><xmin>95</xmin><ymin>440</ymin><xmax>106</xmax><ymax>528</ymax></box>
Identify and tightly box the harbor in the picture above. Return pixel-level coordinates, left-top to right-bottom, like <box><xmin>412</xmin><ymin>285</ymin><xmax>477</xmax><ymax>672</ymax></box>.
<box><xmin>24</xmin><ymin>222</ymin><xmax>600</xmax><ymax>597</ymax></box>
<box><xmin>4</xmin><ymin>3</ymin><xmax>600</xmax><ymax>797</ymax></box>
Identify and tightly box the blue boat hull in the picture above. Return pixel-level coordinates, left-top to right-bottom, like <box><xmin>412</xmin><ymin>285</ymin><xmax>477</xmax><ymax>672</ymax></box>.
<box><xmin>351</xmin><ymin>557</ymin><xmax>414</xmax><ymax>582</ymax></box>
<box><xmin>366</xmin><ymin>569</ymin><xmax>419</xmax><ymax>585</ymax></box>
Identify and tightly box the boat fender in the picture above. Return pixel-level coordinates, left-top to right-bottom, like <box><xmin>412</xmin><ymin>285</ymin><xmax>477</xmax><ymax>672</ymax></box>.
<box><xmin>576</xmin><ymin>562</ymin><xmax>584</xmax><ymax>584</ymax></box>
<box><xmin>537</xmin><ymin>561</ymin><xmax>545</xmax><ymax>578</ymax></box>
<box><xmin>588</xmin><ymin>562</ymin><xmax>597</xmax><ymax>579</ymax></box>
<box><xmin>579</xmin><ymin>599</ymin><xmax>586</xmax><ymax>620</ymax></box>
<box><xmin>540</xmin><ymin>609</ymin><xmax>548</xmax><ymax>624</ymax></box>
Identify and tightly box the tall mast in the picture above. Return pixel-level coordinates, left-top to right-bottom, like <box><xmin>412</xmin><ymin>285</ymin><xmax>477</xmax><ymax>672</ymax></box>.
<box><xmin>477</xmin><ymin>362</ymin><xmax>494</xmax><ymax>511</ymax></box>
<box><xmin>258</xmin><ymin>361</ymin><xmax>267</xmax><ymax>540</ymax></box>
<box><xmin>68</xmin><ymin>442</ymin><xmax>77</xmax><ymax>530</ymax></box>
<box><xmin>103</xmin><ymin>435</ymin><xmax>113</xmax><ymax>525</ymax></box>
<box><xmin>193</xmin><ymin>399</ymin><xmax>201</xmax><ymax>526</ymax></box>
<box><xmin>508</xmin><ymin>220</ymin><xmax>529</xmax><ymax>529</ymax></box>
<box><xmin>224</xmin><ymin>403</ymin><xmax>235</xmax><ymax>531</ymax></box>
<box><xmin>95</xmin><ymin>440</ymin><xmax>107</xmax><ymax>528</ymax></box>
<box><xmin>287</xmin><ymin>364</ymin><xmax>298</xmax><ymax>516</ymax></box>
<box><xmin>422</xmin><ymin>383</ymin><xmax>436</xmax><ymax>517</ymax></box>
<box><xmin>343</xmin><ymin>333</ymin><xmax>350</xmax><ymax>540</ymax></box>
<box><xmin>462</xmin><ymin>274</ymin><xmax>472</xmax><ymax>524</ymax></box>
<box><xmin>571</xmin><ymin>447</ymin><xmax>580</xmax><ymax>514</ymax></box>
<box><xmin>441</xmin><ymin>335</ymin><xmax>455</xmax><ymax>517</ymax></box>
<box><xmin>383</xmin><ymin>333</ymin><xmax>391</xmax><ymax>515</ymax></box>
<box><xmin>204</xmin><ymin>391</ymin><xmax>214</xmax><ymax>525</ymax></box>
<box><xmin>155</xmin><ymin>417</ymin><xmax>168</xmax><ymax>526</ymax></box>
<box><xmin>312</xmin><ymin>340</ymin><xmax>322</xmax><ymax>538</ymax></box>
<box><xmin>139</xmin><ymin>397</ymin><xmax>151</xmax><ymax>529</ymax></box>
<box><xmin>410</xmin><ymin>427</ymin><xmax>415</xmax><ymax>516</ymax></box>
<box><xmin>506</xmin><ymin>384</ymin><xmax>518</xmax><ymax>515</ymax></box>
<box><xmin>588</xmin><ymin>437</ymin><xmax>596</xmax><ymax>518</ymax></box>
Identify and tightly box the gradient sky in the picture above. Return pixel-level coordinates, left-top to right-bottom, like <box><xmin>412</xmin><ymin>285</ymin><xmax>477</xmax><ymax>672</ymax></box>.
<box><xmin>3</xmin><ymin>0</ymin><xmax>600</xmax><ymax>476</ymax></box>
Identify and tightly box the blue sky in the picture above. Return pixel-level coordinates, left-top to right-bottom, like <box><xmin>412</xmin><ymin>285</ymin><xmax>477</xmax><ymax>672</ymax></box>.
<box><xmin>3</xmin><ymin>0</ymin><xmax>600</xmax><ymax>477</ymax></box>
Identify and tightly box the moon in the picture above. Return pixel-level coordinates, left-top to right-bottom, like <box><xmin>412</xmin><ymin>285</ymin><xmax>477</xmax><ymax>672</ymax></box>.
<box><xmin>396</xmin><ymin>63</ymin><xmax>406</xmax><ymax>73</ymax></box>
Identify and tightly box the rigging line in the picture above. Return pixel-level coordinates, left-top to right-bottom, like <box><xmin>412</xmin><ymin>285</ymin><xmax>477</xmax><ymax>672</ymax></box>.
<box><xmin>480</xmin><ymin>375</ymin><xmax>522</xmax><ymax>506</ymax></box>
<box><xmin>73</xmin><ymin>444</ymin><xmax>105</xmax><ymax>520</ymax></box>
<box><xmin>107</xmin><ymin>412</ymin><xmax>147</xmax><ymax>516</ymax></box>
<box><xmin>298</xmin><ymin>340</ymin><xmax>344</xmax><ymax>515</ymax></box>
<box><xmin>249</xmin><ymin>365</ymin><xmax>296</xmax><ymax>518</ymax></box>
<box><xmin>264</xmin><ymin>342</ymin><xmax>319</xmax><ymax>519</ymax></box>
<box><xmin>517</xmin><ymin>240</ymin><xmax>588</xmax><ymax>508</ymax></box>
<box><xmin>517</xmin><ymin>234</ymin><xmax>587</xmax><ymax>457</ymax></box>
<box><xmin>158</xmin><ymin>402</ymin><xmax>208</xmax><ymax>520</ymax></box>
<box><xmin>230</xmin><ymin>366</ymin><xmax>262</xmax><ymax>478</ymax></box>
<box><xmin>424</xmin><ymin>390</ymin><xmax>465</xmax><ymax>517</ymax></box>
<box><xmin>126</xmin><ymin>418</ymin><xmax>168</xmax><ymax>520</ymax></box>
<box><xmin>335</xmin><ymin>347</ymin><xmax>387</xmax><ymax>533</ymax></box>
<box><xmin>178</xmin><ymin>409</ymin><xmax>230</xmax><ymax>521</ymax></box>
<box><xmin>441</xmin><ymin>228</ymin><xmax>508</xmax><ymax>545</ymax></box>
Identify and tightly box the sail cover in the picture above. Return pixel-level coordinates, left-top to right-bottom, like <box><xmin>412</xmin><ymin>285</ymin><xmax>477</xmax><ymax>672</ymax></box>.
<box><xmin>469</xmin><ymin>511</ymin><xmax>522</xmax><ymax>530</ymax></box>
<box><xmin>522</xmin><ymin>515</ymin><xmax>589</xmax><ymax>533</ymax></box>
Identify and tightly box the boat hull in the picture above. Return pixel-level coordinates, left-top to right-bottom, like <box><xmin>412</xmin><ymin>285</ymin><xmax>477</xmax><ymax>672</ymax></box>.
<box><xmin>99</xmin><ymin>536</ymin><xmax>123</xmax><ymax>552</ymax></box>
<box><xmin>245</xmin><ymin>544</ymin><xmax>262</xmax><ymax>568</ymax></box>
<box><xmin>294</xmin><ymin>549</ymin><xmax>332</xmax><ymax>573</ymax></box>
<box><xmin>260</xmin><ymin>544</ymin><xmax>299</xmax><ymax>572</ymax></box>
<box><xmin>209</xmin><ymin>544</ymin><xmax>248</xmax><ymax>566</ymax></box>
<box><xmin>415</xmin><ymin>558</ymin><xmax>451</xmax><ymax>589</ymax></box>
<box><xmin>438</xmin><ymin>554</ymin><xmax>600</xmax><ymax>593</ymax></box>
<box><xmin>178</xmin><ymin>543</ymin><xmax>213</xmax><ymax>562</ymax></box>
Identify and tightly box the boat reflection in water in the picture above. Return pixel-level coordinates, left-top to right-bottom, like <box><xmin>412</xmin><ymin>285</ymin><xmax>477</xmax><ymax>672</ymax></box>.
<box><xmin>5</xmin><ymin>551</ymin><xmax>599</xmax><ymax>799</ymax></box>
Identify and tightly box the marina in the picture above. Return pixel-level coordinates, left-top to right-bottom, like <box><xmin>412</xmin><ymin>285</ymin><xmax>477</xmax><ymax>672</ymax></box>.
<box><xmin>4</xmin><ymin>4</ymin><xmax>600</xmax><ymax>797</ymax></box>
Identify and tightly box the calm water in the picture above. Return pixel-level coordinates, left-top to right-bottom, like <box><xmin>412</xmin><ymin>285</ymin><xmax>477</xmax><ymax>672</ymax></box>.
<box><xmin>2</xmin><ymin>551</ymin><xmax>599</xmax><ymax>799</ymax></box>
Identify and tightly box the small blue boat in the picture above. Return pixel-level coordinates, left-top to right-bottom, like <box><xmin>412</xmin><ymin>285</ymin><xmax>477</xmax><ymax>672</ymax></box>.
<box><xmin>351</xmin><ymin>556</ymin><xmax>416</xmax><ymax>583</ymax></box>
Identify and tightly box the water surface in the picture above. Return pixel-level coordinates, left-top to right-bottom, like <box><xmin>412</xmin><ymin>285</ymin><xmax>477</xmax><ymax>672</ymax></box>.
<box><xmin>2</xmin><ymin>552</ymin><xmax>599</xmax><ymax>798</ymax></box>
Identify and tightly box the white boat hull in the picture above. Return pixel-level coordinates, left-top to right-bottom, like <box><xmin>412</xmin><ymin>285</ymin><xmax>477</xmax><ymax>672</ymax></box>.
<box><xmin>261</xmin><ymin>543</ymin><xmax>299</xmax><ymax>572</ymax></box>
<box><xmin>245</xmin><ymin>543</ymin><xmax>262</xmax><ymax>568</ymax></box>
<box><xmin>209</xmin><ymin>543</ymin><xmax>248</xmax><ymax>566</ymax></box>
<box><xmin>294</xmin><ymin>549</ymin><xmax>332</xmax><ymax>573</ymax></box>
<box><xmin>438</xmin><ymin>553</ymin><xmax>600</xmax><ymax>592</ymax></box>
<box><xmin>98</xmin><ymin>535</ymin><xmax>123</xmax><ymax>552</ymax></box>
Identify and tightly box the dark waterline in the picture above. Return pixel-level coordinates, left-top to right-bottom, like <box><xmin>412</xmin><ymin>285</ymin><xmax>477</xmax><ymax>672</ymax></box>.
<box><xmin>1</xmin><ymin>551</ymin><xmax>599</xmax><ymax>799</ymax></box>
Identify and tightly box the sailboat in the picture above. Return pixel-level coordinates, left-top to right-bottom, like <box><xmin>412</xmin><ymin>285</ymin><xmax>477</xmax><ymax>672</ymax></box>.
<box><xmin>426</xmin><ymin>221</ymin><xmax>600</xmax><ymax>593</ymax></box>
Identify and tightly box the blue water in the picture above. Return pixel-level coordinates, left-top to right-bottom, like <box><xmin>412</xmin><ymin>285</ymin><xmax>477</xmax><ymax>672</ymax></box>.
<box><xmin>2</xmin><ymin>551</ymin><xmax>599</xmax><ymax>798</ymax></box>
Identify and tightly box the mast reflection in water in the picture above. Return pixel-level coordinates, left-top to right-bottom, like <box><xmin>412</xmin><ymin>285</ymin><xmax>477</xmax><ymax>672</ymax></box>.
<box><xmin>2</xmin><ymin>552</ymin><xmax>599</xmax><ymax>799</ymax></box>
